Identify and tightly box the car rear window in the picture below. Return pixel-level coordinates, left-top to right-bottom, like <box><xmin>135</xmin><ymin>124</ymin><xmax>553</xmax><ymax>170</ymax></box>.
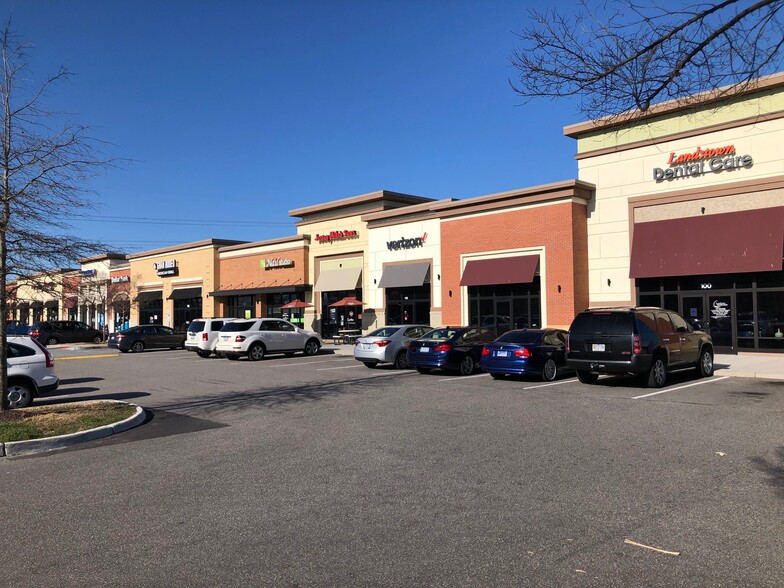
<box><xmin>7</xmin><ymin>342</ymin><xmax>36</xmax><ymax>358</ymax></box>
<box><xmin>496</xmin><ymin>330</ymin><xmax>542</xmax><ymax>344</ymax></box>
<box><xmin>221</xmin><ymin>321</ymin><xmax>257</xmax><ymax>332</ymax></box>
<box><xmin>188</xmin><ymin>320</ymin><xmax>206</xmax><ymax>333</ymax></box>
<box><xmin>367</xmin><ymin>327</ymin><xmax>401</xmax><ymax>337</ymax></box>
<box><xmin>570</xmin><ymin>312</ymin><xmax>634</xmax><ymax>335</ymax></box>
<box><xmin>422</xmin><ymin>328</ymin><xmax>462</xmax><ymax>340</ymax></box>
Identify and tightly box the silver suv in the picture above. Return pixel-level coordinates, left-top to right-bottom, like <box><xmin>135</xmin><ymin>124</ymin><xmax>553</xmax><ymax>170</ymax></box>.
<box><xmin>185</xmin><ymin>318</ymin><xmax>236</xmax><ymax>358</ymax></box>
<box><xmin>215</xmin><ymin>318</ymin><xmax>322</xmax><ymax>361</ymax></box>
<box><xmin>6</xmin><ymin>335</ymin><xmax>59</xmax><ymax>408</ymax></box>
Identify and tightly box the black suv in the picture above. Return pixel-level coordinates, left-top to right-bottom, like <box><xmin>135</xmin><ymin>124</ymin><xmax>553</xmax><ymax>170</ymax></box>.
<box><xmin>28</xmin><ymin>320</ymin><xmax>104</xmax><ymax>346</ymax></box>
<box><xmin>566</xmin><ymin>307</ymin><xmax>714</xmax><ymax>388</ymax></box>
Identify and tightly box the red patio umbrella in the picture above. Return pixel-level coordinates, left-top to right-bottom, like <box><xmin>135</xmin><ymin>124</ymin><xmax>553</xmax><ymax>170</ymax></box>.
<box><xmin>279</xmin><ymin>299</ymin><xmax>313</xmax><ymax>309</ymax></box>
<box><xmin>329</xmin><ymin>296</ymin><xmax>365</xmax><ymax>307</ymax></box>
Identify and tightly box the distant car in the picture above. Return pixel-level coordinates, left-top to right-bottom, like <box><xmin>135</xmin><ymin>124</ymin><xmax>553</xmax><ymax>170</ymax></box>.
<box><xmin>407</xmin><ymin>326</ymin><xmax>496</xmax><ymax>376</ymax></box>
<box><xmin>215</xmin><ymin>318</ymin><xmax>322</xmax><ymax>361</ymax></box>
<box><xmin>107</xmin><ymin>325</ymin><xmax>186</xmax><ymax>353</ymax></box>
<box><xmin>28</xmin><ymin>320</ymin><xmax>104</xmax><ymax>346</ymax></box>
<box><xmin>6</xmin><ymin>335</ymin><xmax>59</xmax><ymax>409</ymax></box>
<box><xmin>5</xmin><ymin>322</ymin><xmax>29</xmax><ymax>335</ymax></box>
<box><xmin>185</xmin><ymin>317</ymin><xmax>236</xmax><ymax>358</ymax></box>
<box><xmin>353</xmin><ymin>324</ymin><xmax>431</xmax><ymax>369</ymax></box>
<box><xmin>481</xmin><ymin>328</ymin><xmax>571</xmax><ymax>381</ymax></box>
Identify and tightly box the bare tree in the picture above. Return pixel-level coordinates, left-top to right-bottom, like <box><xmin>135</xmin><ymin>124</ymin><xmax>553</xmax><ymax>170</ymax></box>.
<box><xmin>1</xmin><ymin>24</ymin><xmax>111</xmax><ymax>410</ymax></box>
<box><xmin>510</xmin><ymin>0</ymin><xmax>784</xmax><ymax>122</ymax></box>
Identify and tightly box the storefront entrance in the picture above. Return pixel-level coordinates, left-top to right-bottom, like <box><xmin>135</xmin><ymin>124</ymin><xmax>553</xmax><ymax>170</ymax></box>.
<box><xmin>468</xmin><ymin>280</ymin><xmax>541</xmax><ymax>336</ymax></box>
<box><xmin>681</xmin><ymin>293</ymin><xmax>734</xmax><ymax>353</ymax></box>
<box><xmin>384</xmin><ymin>285</ymin><xmax>430</xmax><ymax>326</ymax></box>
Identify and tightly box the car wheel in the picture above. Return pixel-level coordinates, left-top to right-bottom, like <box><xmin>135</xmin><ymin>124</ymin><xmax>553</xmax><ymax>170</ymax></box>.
<box><xmin>303</xmin><ymin>338</ymin><xmax>320</xmax><ymax>356</ymax></box>
<box><xmin>459</xmin><ymin>355</ymin><xmax>475</xmax><ymax>376</ymax></box>
<box><xmin>196</xmin><ymin>350</ymin><xmax>212</xmax><ymax>358</ymax></box>
<box><xmin>248</xmin><ymin>343</ymin><xmax>265</xmax><ymax>361</ymax></box>
<box><xmin>416</xmin><ymin>367</ymin><xmax>431</xmax><ymax>374</ymax></box>
<box><xmin>6</xmin><ymin>381</ymin><xmax>33</xmax><ymax>409</ymax></box>
<box><xmin>646</xmin><ymin>356</ymin><xmax>667</xmax><ymax>388</ymax></box>
<box><xmin>542</xmin><ymin>359</ymin><xmax>558</xmax><ymax>382</ymax></box>
<box><xmin>45</xmin><ymin>337</ymin><xmax>59</xmax><ymax>346</ymax></box>
<box><xmin>394</xmin><ymin>351</ymin><xmax>408</xmax><ymax>370</ymax></box>
<box><xmin>92</xmin><ymin>335</ymin><xmax>103</xmax><ymax>343</ymax></box>
<box><xmin>363</xmin><ymin>361</ymin><xmax>378</xmax><ymax>369</ymax></box>
<box><xmin>576</xmin><ymin>370</ymin><xmax>598</xmax><ymax>384</ymax></box>
<box><xmin>696</xmin><ymin>348</ymin><xmax>714</xmax><ymax>378</ymax></box>
<box><xmin>131</xmin><ymin>341</ymin><xmax>145</xmax><ymax>353</ymax></box>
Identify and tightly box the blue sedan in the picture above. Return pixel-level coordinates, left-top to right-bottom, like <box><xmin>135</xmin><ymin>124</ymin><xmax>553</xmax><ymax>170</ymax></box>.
<box><xmin>407</xmin><ymin>326</ymin><xmax>497</xmax><ymax>376</ymax></box>
<box><xmin>481</xmin><ymin>329</ymin><xmax>570</xmax><ymax>381</ymax></box>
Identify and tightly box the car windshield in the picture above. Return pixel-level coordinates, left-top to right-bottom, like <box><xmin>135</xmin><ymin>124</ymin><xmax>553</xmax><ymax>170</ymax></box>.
<box><xmin>221</xmin><ymin>321</ymin><xmax>257</xmax><ymax>332</ymax></box>
<box><xmin>495</xmin><ymin>330</ymin><xmax>542</xmax><ymax>344</ymax></box>
<box><xmin>367</xmin><ymin>327</ymin><xmax>402</xmax><ymax>337</ymax></box>
<box><xmin>570</xmin><ymin>312</ymin><xmax>634</xmax><ymax>335</ymax></box>
<box><xmin>188</xmin><ymin>321</ymin><xmax>206</xmax><ymax>333</ymax></box>
<box><xmin>422</xmin><ymin>328</ymin><xmax>461</xmax><ymax>340</ymax></box>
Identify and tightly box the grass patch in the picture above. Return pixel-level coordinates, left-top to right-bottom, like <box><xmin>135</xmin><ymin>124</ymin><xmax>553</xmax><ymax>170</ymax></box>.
<box><xmin>0</xmin><ymin>401</ymin><xmax>137</xmax><ymax>443</ymax></box>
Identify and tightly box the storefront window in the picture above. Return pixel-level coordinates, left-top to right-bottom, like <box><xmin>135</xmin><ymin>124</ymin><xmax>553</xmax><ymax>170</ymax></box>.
<box><xmin>757</xmin><ymin>291</ymin><xmax>784</xmax><ymax>350</ymax></box>
<box><xmin>468</xmin><ymin>277</ymin><xmax>541</xmax><ymax>335</ymax></box>
<box><xmin>267</xmin><ymin>293</ymin><xmax>305</xmax><ymax>326</ymax></box>
<box><xmin>227</xmin><ymin>295</ymin><xmax>255</xmax><ymax>319</ymax></box>
<box><xmin>173</xmin><ymin>297</ymin><xmax>202</xmax><ymax>332</ymax></box>
<box><xmin>736</xmin><ymin>292</ymin><xmax>755</xmax><ymax>349</ymax></box>
<box><xmin>321</xmin><ymin>289</ymin><xmax>363</xmax><ymax>339</ymax></box>
<box><xmin>139</xmin><ymin>298</ymin><xmax>163</xmax><ymax>325</ymax></box>
<box><xmin>385</xmin><ymin>285</ymin><xmax>430</xmax><ymax>326</ymax></box>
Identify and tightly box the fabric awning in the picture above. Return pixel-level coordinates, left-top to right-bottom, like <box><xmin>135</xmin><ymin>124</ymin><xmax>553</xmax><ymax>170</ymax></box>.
<box><xmin>63</xmin><ymin>296</ymin><xmax>78</xmax><ymax>309</ymax></box>
<box><xmin>314</xmin><ymin>267</ymin><xmax>362</xmax><ymax>292</ymax></box>
<box><xmin>136</xmin><ymin>290</ymin><xmax>163</xmax><ymax>303</ymax></box>
<box><xmin>167</xmin><ymin>287</ymin><xmax>202</xmax><ymax>300</ymax></box>
<box><xmin>460</xmin><ymin>256</ymin><xmax>539</xmax><ymax>287</ymax></box>
<box><xmin>378</xmin><ymin>262</ymin><xmax>431</xmax><ymax>289</ymax></box>
<box><xmin>629</xmin><ymin>206</ymin><xmax>784</xmax><ymax>278</ymax></box>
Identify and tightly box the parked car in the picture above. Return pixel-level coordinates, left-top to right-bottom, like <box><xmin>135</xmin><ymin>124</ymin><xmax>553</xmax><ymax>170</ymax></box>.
<box><xmin>5</xmin><ymin>322</ymin><xmax>29</xmax><ymax>335</ymax></box>
<box><xmin>353</xmin><ymin>324</ymin><xmax>431</xmax><ymax>369</ymax></box>
<box><xmin>107</xmin><ymin>325</ymin><xmax>186</xmax><ymax>353</ymax></box>
<box><xmin>214</xmin><ymin>318</ymin><xmax>322</xmax><ymax>361</ymax></box>
<box><xmin>185</xmin><ymin>318</ymin><xmax>236</xmax><ymax>358</ymax></box>
<box><xmin>407</xmin><ymin>326</ymin><xmax>496</xmax><ymax>376</ymax></box>
<box><xmin>5</xmin><ymin>335</ymin><xmax>59</xmax><ymax>409</ymax></box>
<box><xmin>28</xmin><ymin>320</ymin><xmax>104</xmax><ymax>346</ymax></box>
<box><xmin>566</xmin><ymin>307</ymin><xmax>714</xmax><ymax>388</ymax></box>
<box><xmin>481</xmin><ymin>328</ymin><xmax>571</xmax><ymax>381</ymax></box>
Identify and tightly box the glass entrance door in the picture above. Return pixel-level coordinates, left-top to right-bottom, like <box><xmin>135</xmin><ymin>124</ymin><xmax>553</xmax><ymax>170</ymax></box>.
<box><xmin>681</xmin><ymin>293</ymin><xmax>734</xmax><ymax>353</ymax></box>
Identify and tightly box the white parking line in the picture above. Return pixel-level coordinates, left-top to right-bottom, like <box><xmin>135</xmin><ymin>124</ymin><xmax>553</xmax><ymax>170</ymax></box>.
<box><xmin>523</xmin><ymin>379</ymin><xmax>576</xmax><ymax>389</ymax></box>
<box><xmin>438</xmin><ymin>373</ymin><xmax>490</xmax><ymax>381</ymax></box>
<box><xmin>318</xmin><ymin>365</ymin><xmax>364</xmax><ymax>371</ymax></box>
<box><xmin>633</xmin><ymin>376</ymin><xmax>729</xmax><ymax>399</ymax></box>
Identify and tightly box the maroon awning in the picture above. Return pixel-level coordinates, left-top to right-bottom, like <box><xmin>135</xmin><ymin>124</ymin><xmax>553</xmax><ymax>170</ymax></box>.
<box><xmin>629</xmin><ymin>206</ymin><xmax>784</xmax><ymax>279</ymax></box>
<box><xmin>63</xmin><ymin>296</ymin><xmax>78</xmax><ymax>309</ymax></box>
<box><xmin>460</xmin><ymin>255</ymin><xmax>539</xmax><ymax>287</ymax></box>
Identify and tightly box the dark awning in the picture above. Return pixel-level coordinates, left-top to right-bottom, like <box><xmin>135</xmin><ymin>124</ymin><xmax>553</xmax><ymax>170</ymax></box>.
<box><xmin>460</xmin><ymin>255</ymin><xmax>539</xmax><ymax>287</ymax></box>
<box><xmin>136</xmin><ymin>290</ymin><xmax>163</xmax><ymax>303</ymax></box>
<box><xmin>167</xmin><ymin>287</ymin><xmax>202</xmax><ymax>300</ymax></box>
<box><xmin>629</xmin><ymin>206</ymin><xmax>784</xmax><ymax>278</ymax></box>
<box><xmin>378</xmin><ymin>262</ymin><xmax>431</xmax><ymax>288</ymax></box>
<box><xmin>209</xmin><ymin>285</ymin><xmax>310</xmax><ymax>297</ymax></box>
<box><xmin>63</xmin><ymin>296</ymin><xmax>78</xmax><ymax>309</ymax></box>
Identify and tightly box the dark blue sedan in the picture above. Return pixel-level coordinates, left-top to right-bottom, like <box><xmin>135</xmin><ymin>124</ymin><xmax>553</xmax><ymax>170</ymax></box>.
<box><xmin>407</xmin><ymin>326</ymin><xmax>496</xmax><ymax>376</ymax></box>
<box><xmin>481</xmin><ymin>329</ymin><xmax>570</xmax><ymax>381</ymax></box>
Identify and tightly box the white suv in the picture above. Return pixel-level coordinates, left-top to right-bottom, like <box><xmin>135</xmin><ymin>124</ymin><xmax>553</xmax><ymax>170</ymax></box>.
<box><xmin>215</xmin><ymin>318</ymin><xmax>322</xmax><ymax>361</ymax></box>
<box><xmin>6</xmin><ymin>335</ymin><xmax>59</xmax><ymax>409</ymax></box>
<box><xmin>185</xmin><ymin>318</ymin><xmax>236</xmax><ymax>358</ymax></box>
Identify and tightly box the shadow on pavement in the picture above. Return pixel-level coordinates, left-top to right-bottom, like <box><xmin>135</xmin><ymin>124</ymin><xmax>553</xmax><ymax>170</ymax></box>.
<box><xmin>35</xmin><ymin>391</ymin><xmax>152</xmax><ymax>405</ymax></box>
<box><xmin>750</xmin><ymin>446</ymin><xmax>784</xmax><ymax>501</ymax></box>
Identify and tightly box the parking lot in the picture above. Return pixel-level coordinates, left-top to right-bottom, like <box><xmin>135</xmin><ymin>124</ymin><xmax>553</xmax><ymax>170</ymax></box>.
<box><xmin>2</xmin><ymin>347</ymin><xmax>783</xmax><ymax>587</ymax></box>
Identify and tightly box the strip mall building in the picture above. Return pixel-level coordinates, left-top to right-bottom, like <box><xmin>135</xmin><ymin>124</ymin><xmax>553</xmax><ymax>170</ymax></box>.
<box><xmin>67</xmin><ymin>74</ymin><xmax>784</xmax><ymax>354</ymax></box>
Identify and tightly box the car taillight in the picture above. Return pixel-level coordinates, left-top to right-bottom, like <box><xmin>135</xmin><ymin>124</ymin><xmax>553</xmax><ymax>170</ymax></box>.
<box><xmin>116</xmin><ymin>334</ymin><xmax>125</xmax><ymax>339</ymax></box>
<box><xmin>514</xmin><ymin>348</ymin><xmax>532</xmax><ymax>358</ymax></box>
<box><xmin>375</xmin><ymin>340</ymin><xmax>391</xmax><ymax>347</ymax></box>
<box><xmin>633</xmin><ymin>335</ymin><xmax>641</xmax><ymax>355</ymax></box>
<box><xmin>235</xmin><ymin>335</ymin><xmax>246</xmax><ymax>342</ymax></box>
<box><xmin>29</xmin><ymin>329</ymin><xmax>40</xmax><ymax>337</ymax></box>
<box><xmin>433</xmin><ymin>343</ymin><xmax>452</xmax><ymax>352</ymax></box>
<box><xmin>481</xmin><ymin>346</ymin><xmax>490</xmax><ymax>356</ymax></box>
<box><xmin>409</xmin><ymin>342</ymin><xmax>417</xmax><ymax>350</ymax></box>
<box><xmin>202</xmin><ymin>332</ymin><xmax>208</xmax><ymax>341</ymax></box>
<box><xmin>31</xmin><ymin>337</ymin><xmax>54</xmax><ymax>368</ymax></box>
<box><xmin>354</xmin><ymin>339</ymin><xmax>361</xmax><ymax>346</ymax></box>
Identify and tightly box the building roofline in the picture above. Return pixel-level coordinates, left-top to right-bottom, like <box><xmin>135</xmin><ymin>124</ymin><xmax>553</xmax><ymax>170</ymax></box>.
<box><xmin>127</xmin><ymin>239</ymin><xmax>248</xmax><ymax>260</ymax></box>
<box><xmin>78</xmin><ymin>252</ymin><xmax>129</xmax><ymax>264</ymax></box>
<box><xmin>288</xmin><ymin>190</ymin><xmax>434</xmax><ymax>218</ymax></box>
<box><xmin>218</xmin><ymin>234</ymin><xmax>309</xmax><ymax>253</ymax></box>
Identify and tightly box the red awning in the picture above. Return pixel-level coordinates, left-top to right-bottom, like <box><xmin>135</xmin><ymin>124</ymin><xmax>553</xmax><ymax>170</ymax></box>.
<box><xmin>629</xmin><ymin>206</ymin><xmax>784</xmax><ymax>279</ymax></box>
<box><xmin>459</xmin><ymin>255</ymin><xmax>539</xmax><ymax>287</ymax></box>
<box><xmin>63</xmin><ymin>296</ymin><xmax>78</xmax><ymax>309</ymax></box>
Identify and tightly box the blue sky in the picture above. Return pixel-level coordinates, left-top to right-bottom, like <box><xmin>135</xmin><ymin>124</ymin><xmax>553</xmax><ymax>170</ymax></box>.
<box><xmin>5</xmin><ymin>1</ymin><xmax>582</xmax><ymax>253</ymax></box>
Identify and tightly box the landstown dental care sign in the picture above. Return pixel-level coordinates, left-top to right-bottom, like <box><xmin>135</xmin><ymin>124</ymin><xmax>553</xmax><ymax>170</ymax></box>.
<box><xmin>387</xmin><ymin>232</ymin><xmax>428</xmax><ymax>251</ymax></box>
<box><xmin>653</xmin><ymin>145</ymin><xmax>753</xmax><ymax>182</ymax></box>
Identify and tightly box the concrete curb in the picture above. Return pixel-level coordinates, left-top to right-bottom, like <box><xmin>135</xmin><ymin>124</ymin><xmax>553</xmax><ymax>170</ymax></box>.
<box><xmin>0</xmin><ymin>402</ymin><xmax>146</xmax><ymax>458</ymax></box>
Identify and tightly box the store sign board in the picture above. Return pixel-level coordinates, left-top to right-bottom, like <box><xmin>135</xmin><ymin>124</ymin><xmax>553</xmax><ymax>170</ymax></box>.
<box><xmin>111</xmin><ymin>275</ymin><xmax>130</xmax><ymax>283</ymax></box>
<box><xmin>387</xmin><ymin>232</ymin><xmax>428</xmax><ymax>251</ymax></box>
<box><xmin>653</xmin><ymin>144</ymin><xmax>753</xmax><ymax>182</ymax></box>
<box><xmin>153</xmin><ymin>259</ymin><xmax>178</xmax><ymax>277</ymax></box>
<box><xmin>315</xmin><ymin>230</ymin><xmax>358</xmax><ymax>243</ymax></box>
<box><xmin>260</xmin><ymin>258</ymin><xmax>295</xmax><ymax>270</ymax></box>
<box><xmin>80</xmin><ymin>269</ymin><xmax>97</xmax><ymax>277</ymax></box>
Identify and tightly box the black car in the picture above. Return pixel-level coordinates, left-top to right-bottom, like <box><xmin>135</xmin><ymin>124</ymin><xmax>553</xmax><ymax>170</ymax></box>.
<box><xmin>407</xmin><ymin>326</ymin><xmax>496</xmax><ymax>376</ymax></box>
<box><xmin>107</xmin><ymin>325</ymin><xmax>186</xmax><ymax>353</ymax></box>
<box><xmin>28</xmin><ymin>320</ymin><xmax>104</xmax><ymax>346</ymax></box>
<box><xmin>566</xmin><ymin>307</ymin><xmax>714</xmax><ymax>388</ymax></box>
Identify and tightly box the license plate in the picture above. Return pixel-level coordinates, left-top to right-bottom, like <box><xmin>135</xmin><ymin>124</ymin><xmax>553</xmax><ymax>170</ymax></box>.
<box><xmin>592</xmin><ymin>343</ymin><xmax>606</xmax><ymax>352</ymax></box>
<box><xmin>496</xmin><ymin>350</ymin><xmax>509</xmax><ymax>357</ymax></box>
<box><xmin>420</xmin><ymin>347</ymin><xmax>429</xmax><ymax>353</ymax></box>
<box><xmin>362</xmin><ymin>343</ymin><xmax>371</xmax><ymax>350</ymax></box>
<box><xmin>221</xmin><ymin>336</ymin><xmax>229</xmax><ymax>341</ymax></box>
<box><xmin>188</xmin><ymin>333</ymin><xmax>195</xmax><ymax>339</ymax></box>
